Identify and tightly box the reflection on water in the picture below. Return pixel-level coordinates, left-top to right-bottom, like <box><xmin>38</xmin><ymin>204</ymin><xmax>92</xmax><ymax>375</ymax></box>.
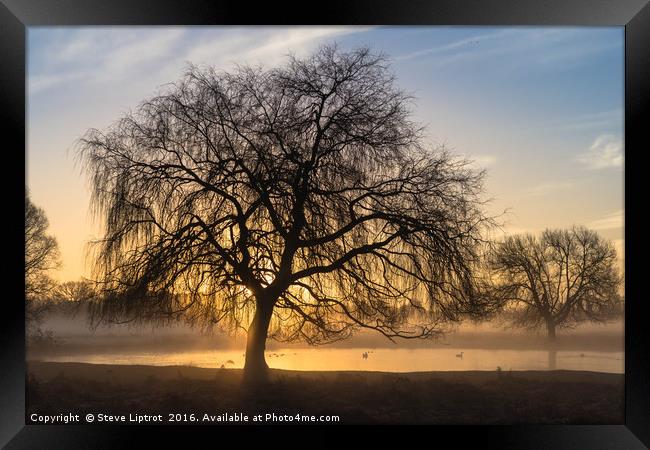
<box><xmin>38</xmin><ymin>347</ymin><xmax>624</xmax><ymax>373</ymax></box>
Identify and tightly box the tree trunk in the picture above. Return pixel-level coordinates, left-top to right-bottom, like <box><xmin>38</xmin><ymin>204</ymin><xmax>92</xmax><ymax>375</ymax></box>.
<box><xmin>546</xmin><ymin>320</ymin><xmax>557</xmax><ymax>342</ymax></box>
<box><xmin>243</xmin><ymin>300</ymin><xmax>274</xmax><ymax>382</ymax></box>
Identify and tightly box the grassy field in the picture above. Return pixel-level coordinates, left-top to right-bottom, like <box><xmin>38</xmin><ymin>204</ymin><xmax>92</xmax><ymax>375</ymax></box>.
<box><xmin>26</xmin><ymin>361</ymin><xmax>623</xmax><ymax>425</ymax></box>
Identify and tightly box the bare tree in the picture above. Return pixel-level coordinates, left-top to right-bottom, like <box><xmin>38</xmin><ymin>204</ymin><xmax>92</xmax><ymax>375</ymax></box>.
<box><xmin>78</xmin><ymin>45</ymin><xmax>494</xmax><ymax>380</ymax></box>
<box><xmin>488</xmin><ymin>226</ymin><xmax>621</xmax><ymax>341</ymax></box>
<box><xmin>53</xmin><ymin>280</ymin><xmax>97</xmax><ymax>303</ymax></box>
<box><xmin>25</xmin><ymin>191</ymin><xmax>61</xmax><ymax>332</ymax></box>
<box><xmin>46</xmin><ymin>280</ymin><xmax>97</xmax><ymax>321</ymax></box>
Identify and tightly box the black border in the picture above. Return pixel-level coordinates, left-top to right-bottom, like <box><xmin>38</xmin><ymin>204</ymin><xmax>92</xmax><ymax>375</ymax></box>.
<box><xmin>1</xmin><ymin>1</ymin><xmax>649</xmax><ymax>448</ymax></box>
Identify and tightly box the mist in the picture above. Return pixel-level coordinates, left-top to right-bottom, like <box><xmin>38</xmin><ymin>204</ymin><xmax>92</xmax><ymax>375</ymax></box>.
<box><xmin>32</xmin><ymin>306</ymin><xmax>623</xmax><ymax>358</ymax></box>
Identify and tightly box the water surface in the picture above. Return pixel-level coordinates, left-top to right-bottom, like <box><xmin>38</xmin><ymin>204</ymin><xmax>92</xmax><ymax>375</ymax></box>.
<box><xmin>38</xmin><ymin>347</ymin><xmax>624</xmax><ymax>373</ymax></box>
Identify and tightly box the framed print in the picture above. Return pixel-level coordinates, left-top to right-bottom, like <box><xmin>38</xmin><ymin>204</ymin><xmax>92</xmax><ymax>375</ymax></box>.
<box><xmin>1</xmin><ymin>0</ymin><xmax>649</xmax><ymax>448</ymax></box>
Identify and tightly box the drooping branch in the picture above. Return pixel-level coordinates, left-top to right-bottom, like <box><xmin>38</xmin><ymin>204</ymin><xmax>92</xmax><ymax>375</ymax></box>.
<box><xmin>78</xmin><ymin>44</ymin><xmax>495</xmax><ymax>343</ymax></box>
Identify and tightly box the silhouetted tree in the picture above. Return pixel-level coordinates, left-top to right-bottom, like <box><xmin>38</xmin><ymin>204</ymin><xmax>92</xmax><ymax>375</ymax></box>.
<box><xmin>53</xmin><ymin>280</ymin><xmax>97</xmax><ymax>304</ymax></box>
<box><xmin>78</xmin><ymin>45</ymin><xmax>494</xmax><ymax>380</ymax></box>
<box><xmin>25</xmin><ymin>191</ymin><xmax>61</xmax><ymax>333</ymax></box>
<box><xmin>488</xmin><ymin>226</ymin><xmax>621</xmax><ymax>341</ymax></box>
<box><xmin>51</xmin><ymin>280</ymin><xmax>97</xmax><ymax>319</ymax></box>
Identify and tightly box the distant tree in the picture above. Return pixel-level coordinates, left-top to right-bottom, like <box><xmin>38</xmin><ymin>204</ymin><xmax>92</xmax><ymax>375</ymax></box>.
<box><xmin>51</xmin><ymin>280</ymin><xmax>97</xmax><ymax>319</ymax></box>
<box><xmin>25</xmin><ymin>191</ymin><xmax>61</xmax><ymax>333</ymax></box>
<box><xmin>488</xmin><ymin>226</ymin><xmax>621</xmax><ymax>341</ymax></box>
<box><xmin>53</xmin><ymin>280</ymin><xmax>96</xmax><ymax>304</ymax></box>
<box><xmin>78</xmin><ymin>45</ymin><xmax>494</xmax><ymax>380</ymax></box>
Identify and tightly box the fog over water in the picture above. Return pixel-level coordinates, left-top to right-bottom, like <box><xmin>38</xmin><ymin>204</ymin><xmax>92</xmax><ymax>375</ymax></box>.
<box><xmin>31</xmin><ymin>310</ymin><xmax>623</xmax><ymax>373</ymax></box>
<box><xmin>39</xmin><ymin>348</ymin><xmax>623</xmax><ymax>374</ymax></box>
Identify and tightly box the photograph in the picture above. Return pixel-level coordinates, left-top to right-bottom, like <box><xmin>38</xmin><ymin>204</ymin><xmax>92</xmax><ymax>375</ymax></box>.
<box><xmin>24</xmin><ymin>25</ymin><xmax>626</xmax><ymax>426</ymax></box>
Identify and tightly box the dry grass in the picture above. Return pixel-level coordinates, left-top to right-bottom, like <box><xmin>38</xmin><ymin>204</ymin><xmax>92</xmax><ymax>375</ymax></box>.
<box><xmin>27</xmin><ymin>361</ymin><xmax>623</xmax><ymax>424</ymax></box>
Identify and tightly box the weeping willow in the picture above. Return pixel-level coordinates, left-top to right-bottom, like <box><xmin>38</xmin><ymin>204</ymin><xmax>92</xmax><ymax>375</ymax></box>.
<box><xmin>78</xmin><ymin>45</ymin><xmax>496</xmax><ymax>375</ymax></box>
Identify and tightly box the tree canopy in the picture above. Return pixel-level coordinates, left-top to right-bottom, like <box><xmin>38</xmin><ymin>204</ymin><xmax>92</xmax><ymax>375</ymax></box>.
<box><xmin>79</xmin><ymin>45</ymin><xmax>494</xmax><ymax>377</ymax></box>
<box><xmin>25</xmin><ymin>191</ymin><xmax>61</xmax><ymax>335</ymax></box>
<box><xmin>25</xmin><ymin>191</ymin><xmax>60</xmax><ymax>301</ymax></box>
<box><xmin>488</xmin><ymin>226</ymin><xmax>621</xmax><ymax>340</ymax></box>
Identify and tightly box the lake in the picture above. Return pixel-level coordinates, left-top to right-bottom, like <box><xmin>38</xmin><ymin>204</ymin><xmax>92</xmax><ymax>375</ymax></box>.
<box><xmin>37</xmin><ymin>347</ymin><xmax>624</xmax><ymax>373</ymax></box>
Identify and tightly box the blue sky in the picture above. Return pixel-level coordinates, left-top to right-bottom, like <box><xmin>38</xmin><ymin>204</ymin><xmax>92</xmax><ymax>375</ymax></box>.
<box><xmin>27</xmin><ymin>26</ymin><xmax>624</xmax><ymax>281</ymax></box>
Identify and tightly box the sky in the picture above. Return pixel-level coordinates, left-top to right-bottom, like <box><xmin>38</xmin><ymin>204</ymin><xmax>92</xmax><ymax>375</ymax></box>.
<box><xmin>27</xmin><ymin>26</ymin><xmax>625</xmax><ymax>282</ymax></box>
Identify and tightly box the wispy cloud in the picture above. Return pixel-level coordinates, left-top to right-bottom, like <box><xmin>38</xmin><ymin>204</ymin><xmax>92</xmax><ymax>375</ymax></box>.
<box><xmin>29</xmin><ymin>27</ymin><xmax>373</xmax><ymax>96</ymax></box>
<box><xmin>589</xmin><ymin>209</ymin><xmax>624</xmax><ymax>231</ymax></box>
<box><xmin>96</xmin><ymin>29</ymin><xmax>186</xmax><ymax>82</ymax></box>
<box><xmin>184</xmin><ymin>27</ymin><xmax>371</xmax><ymax>67</ymax></box>
<box><xmin>526</xmin><ymin>181</ymin><xmax>574</xmax><ymax>196</ymax></box>
<box><xmin>29</xmin><ymin>28</ymin><xmax>187</xmax><ymax>94</ymax></box>
<box><xmin>395</xmin><ymin>28</ymin><xmax>620</xmax><ymax>71</ymax></box>
<box><xmin>395</xmin><ymin>29</ymin><xmax>513</xmax><ymax>62</ymax></box>
<box><xmin>550</xmin><ymin>109</ymin><xmax>623</xmax><ymax>131</ymax></box>
<box><xmin>29</xmin><ymin>72</ymin><xmax>86</xmax><ymax>94</ymax></box>
<box><xmin>576</xmin><ymin>134</ymin><xmax>623</xmax><ymax>169</ymax></box>
<box><xmin>56</xmin><ymin>36</ymin><xmax>95</xmax><ymax>62</ymax></box>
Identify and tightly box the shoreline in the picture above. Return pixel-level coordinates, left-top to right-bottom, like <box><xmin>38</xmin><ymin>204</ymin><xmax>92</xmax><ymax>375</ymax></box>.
<box><xmin>28</xmin><ymin>359</ymin><xmax>624</xmax><ymax>376</ymax></box>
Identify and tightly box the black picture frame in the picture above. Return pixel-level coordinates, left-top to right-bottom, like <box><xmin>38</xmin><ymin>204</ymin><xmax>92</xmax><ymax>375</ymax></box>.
<box><xmin>1</xmin><ymin>1</ymin><xmax>648</xmax><ymax>448</ymax></box>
